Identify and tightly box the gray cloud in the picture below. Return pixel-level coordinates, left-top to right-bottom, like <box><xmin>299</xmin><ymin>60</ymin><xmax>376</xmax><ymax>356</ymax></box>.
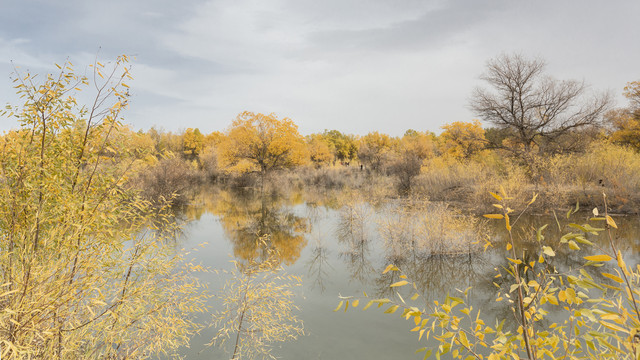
<box><xmin>1</xmin><ymin>0</ymin><xmax>639</xmax><ymax>136</ymax></box>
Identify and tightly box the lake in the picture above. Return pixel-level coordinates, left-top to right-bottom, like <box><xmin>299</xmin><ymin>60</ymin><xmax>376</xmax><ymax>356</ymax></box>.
<box><xmin>172</xmin><ymin>186</ymin><xmax>640</xmax><ymax>359</ymax></box>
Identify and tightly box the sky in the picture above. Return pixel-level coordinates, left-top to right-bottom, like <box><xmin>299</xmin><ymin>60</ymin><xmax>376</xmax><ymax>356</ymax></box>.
<box><xmin>0</xmin><ymin>0</ymin><xmax>638</xmax><ymax>136</ymax></box>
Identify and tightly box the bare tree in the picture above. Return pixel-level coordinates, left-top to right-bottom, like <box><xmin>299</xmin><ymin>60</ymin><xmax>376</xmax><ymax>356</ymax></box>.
<box><xmin>470</xmin><ymin>54</ymin><xmax>612</xmax><ymax>155</ymax></box>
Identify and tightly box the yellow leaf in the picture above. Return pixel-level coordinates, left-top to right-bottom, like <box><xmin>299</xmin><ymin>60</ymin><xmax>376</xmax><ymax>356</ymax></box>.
<box><xmin>617</xmin><ymin>250</ymin><xmax>630</xmax><ymax>276</ymax></box>
<box><xmin>527</xmin><ymin>193</ymin><xmax>538</xmax><ymax>206</ymax></box>
<box><xmin>489</xmin><ymin>192</ymin><xmax>503</xmax><ymax>201</ymax></box>
<box><xmin>606</xmin><ymin>215</ymin><xmax>617</xmax><ymax>229</ymax></box>
<box><xmin>483</xmin><ymin>214</ymin><xmax>504</xmax><ymax>219</ymax></box>
<box><xmin>352</xmin><ymin>299</ymin><xmax>360</xmax><ymax>307</ymax></box>
<box><xmin>601</xmin><ymin>272</ymin><xmax>623</xmax><ymax>283</ymax></box>
<box><xmin>390</xmin><ymin>280</ymin><xmax>409</xmax><ymax>288</ymax></box>
<box><xmin>584</xmin><ymin>255</ymin><xmax>612</xmax><ymax>262</ymax></box>
<box><xmin>384</xmin><ymin>305</ymin><xmax>399</xmax><ymax>314</ymax></box>
<box><xmin>542</xmin><ymin>246</ymin><xmax>555</xmax><ymax>257</ymax></box>
<box><xmin>459</xmin><ymin>331</ymin><xmax>470</xmax><ymax>347</ymax></box>
<box><xmin>382</xmin><ymin>264</ymin><xmax>399</xmax><ymax>274</ymax></box>
<box><xmin>334</xmin><ymin>301</ymin><xmax>343</xmax><ymax>312</ymax></box>
<box><xmin>599</xmin><ymin>321</ymin><xmax>628</xmax><ymax>333</ymax></box>
<box><xmin>506</xmin><ymin>243</ymin><xmax>512</xmax><ymax>251</ymax></box>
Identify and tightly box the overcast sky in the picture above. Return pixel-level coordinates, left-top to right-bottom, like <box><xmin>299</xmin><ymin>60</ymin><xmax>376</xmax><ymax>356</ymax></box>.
<box><xmin>1</xmin><ymin>0</ymin><xmax>638</xmax><ymax>136</ymax></box>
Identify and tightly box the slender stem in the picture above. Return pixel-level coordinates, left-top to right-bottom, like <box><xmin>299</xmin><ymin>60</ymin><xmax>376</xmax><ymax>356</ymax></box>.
<box><xmin>232</xmin><ymin>276</ymin><xmax>253</xmax><ymax>359</ymax></box>
<box><xmin>602</xmin><ymin>194</ymin><xmax>640</xmax><ymax>323</ymax></box>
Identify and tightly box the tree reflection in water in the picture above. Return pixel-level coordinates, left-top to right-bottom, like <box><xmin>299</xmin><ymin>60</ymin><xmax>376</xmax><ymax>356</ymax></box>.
<box><xmin>374</xmin><ymin>198</ymin><xmax>492</xmax><ymax>302</ymax></box>
<box><xmin>304</xmin><ymin>202</ymin><xmax>333</xmax><ymax>292</ymax></box>
<box><xmin>205</xmin><ymin>189</ymin><xmax>309</xmax><ymax>266</ymax></box>
<box><xmin>335</xmin><ymin>199</ymin><xmax>375</xmax><ymax>283</ymax></box>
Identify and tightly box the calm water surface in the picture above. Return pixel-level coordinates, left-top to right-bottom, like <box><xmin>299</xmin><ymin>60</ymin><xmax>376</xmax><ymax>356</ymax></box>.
<box><xmin>173</xmin><ymin>187</ymin><xmax>640</xmax><ymax>359</ymax></box>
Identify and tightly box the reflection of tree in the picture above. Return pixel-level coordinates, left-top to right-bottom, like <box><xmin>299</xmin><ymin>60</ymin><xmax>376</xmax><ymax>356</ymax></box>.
<box><xmin>379</xmin><ymin>199</ymin><xmax>485</xmax><ymax>256</ymax></box>
<box><xmin>375</xmin><ymin>250</ymin><xmax>491</xmax><ymax>302</ymax></box>
<box><xmin>306</xmin><ymin>238</ymin><xmax>332</xmax><ymax>292</ymax></box>
<box><xmin>336</xmin><ymin>201</ymin><xmax>374</xmax><ymax>283</ymax></box>
<box><xmin>208</xmin><ymin>190</ymin><xmax>309</xmax><ymax>265</ymax></box>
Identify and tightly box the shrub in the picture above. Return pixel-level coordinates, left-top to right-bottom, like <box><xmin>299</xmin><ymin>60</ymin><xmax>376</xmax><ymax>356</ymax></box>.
<box><xmin>0</xmin><ymin>57</ymin><xmax>206</xmax><ymax>359</ymax></box>
<box><xmin>137</xmin><ymin>156</ymin><xmax>201</xmax><ymax>206</ymax></box>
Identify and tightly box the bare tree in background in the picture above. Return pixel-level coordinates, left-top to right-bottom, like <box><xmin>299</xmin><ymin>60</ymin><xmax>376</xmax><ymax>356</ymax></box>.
<box><xmin>470</xmin><ymin>54</ymin><xmax>611</xmax><ymax>159</ymax></box>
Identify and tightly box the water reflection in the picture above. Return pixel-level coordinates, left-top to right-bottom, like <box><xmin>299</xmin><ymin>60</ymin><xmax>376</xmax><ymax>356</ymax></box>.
<box><xmin>196</xmin><ymin>189</ymin><xmax>309</xmax><ymax>265</ymax></box>
<box><xmin>180</xmin><ymin>186</ymin><xmax>640</xmax><ymax>359</ymax></box>
<box><xmin>306</xmin><ymin>238</ymin><xmax>332</xmax><ymax>292</ymax></box>
<box><xmin>336</xmin><ymin>200</ymin><xmax>374</xmax><ymax>283</ymax></box>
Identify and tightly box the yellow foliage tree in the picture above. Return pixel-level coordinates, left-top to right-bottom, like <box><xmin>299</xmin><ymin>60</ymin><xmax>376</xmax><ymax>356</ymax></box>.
<box><xmin>624</xmin><ymin>81</ymin><xmax>640</xmax><ymax>110</ymax></box>
<box><xmin>183</xmin><ymin>127</ymin><xmax>205</xmax><ymax>160</ymax></box>
<box><xmin>389</xmin><ymin>131</ymin><xmax>437</xmax><ymax>193</ymax></box>
<box><xmin>439</xmin><ymin>119</ymin><xmax>486</xmax><ymax>159</ymax></box>
<box><xmin>306</xmin><ymin>134</ymin><xmax>334</xmax><ymax>167</ymax></box>
<box><xmin>358</xmin><ymin>131</ymin><xmax>395</xmax><ymax>171</ymax></box>
<box><xmin>219</xmin><ymin>112</ymin><xmax>308</xmax><ymax>181</ymax></box>
<box><xmin>609</xmin><ymin>81</ymin><xmax>640</xmax><ymax>150</ymax></box>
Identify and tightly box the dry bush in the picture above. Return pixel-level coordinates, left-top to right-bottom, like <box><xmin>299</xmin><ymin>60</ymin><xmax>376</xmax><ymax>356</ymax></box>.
<box><xmin>413</xmin><ymin>157</ymin><xmax>493</xmax><ymax>203</ymax></box>
<box><xmin>300</xmin><ymin>166</ymin><xmax>367</xmax><ymax>189</ymax></box>
<box><xmin>471</xmin><ymin>163</ymin><xmax>534</xmax><ymax>213</ymax></box>
<box><xmin>549</xmin><ymin>142</ymin><xmax>640</xmax><ymax>211</ymax></box>
<box><xmin>199</xmin><ymin>145</ymin><xmax>220</xmax><ymax>181</ymax></box>
<box><xmin>137</xmin><ymin>157</ymin><xmax>201</xmax><ymax>206</ymax></box>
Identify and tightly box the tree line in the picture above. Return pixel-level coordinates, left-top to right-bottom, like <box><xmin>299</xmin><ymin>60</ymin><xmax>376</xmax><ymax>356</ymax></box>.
<box><xmin>116</xmin><ymin>55</ymin><xmax>639</xmax><ymax>197</ymax></box>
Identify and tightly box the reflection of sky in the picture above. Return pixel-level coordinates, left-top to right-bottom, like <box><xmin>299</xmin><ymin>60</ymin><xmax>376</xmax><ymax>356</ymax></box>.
<box><xmin>177</xmin><ymin>189</ymin><xmax>640</xmax><ymax>359</ymax></box>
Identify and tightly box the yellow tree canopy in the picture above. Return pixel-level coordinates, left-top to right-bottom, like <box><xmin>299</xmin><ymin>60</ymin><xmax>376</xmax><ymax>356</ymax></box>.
<box><xmin>182</xmin><ymin>127</ymin><xmax>205</xmax><ymax>159</ymax></box>
<box><xmin>396</xmin><ymin>130</ymin><xmax>437</xmax><ymax>160</ymax></box>
<box><xmin>306</xmin><ymin>134</ymin><xmax>334</xmax><ymax>166</ymax></box>
<box><xmin>439</xmin><ymin>119</ymin><xmax>486</xmax><ymax>159</ymax></box>
<box><xmin>624</xmin><ymin>81</ymin><xmax>640</xmax><ymax>110</ymax></box>
<box><xmin>358</xmin><ymin>131</ymin><xmax>395</xmax><ymax>171</ymax></box>
<box><xmin>220</xmin><ymin>111</ymin><xmax>308</xmax><ymax>174</ymax></box>
<box><xmin>609</xmin><ymin>81</ymin><xmax>640</xmax><ymax>150</ymax></box>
